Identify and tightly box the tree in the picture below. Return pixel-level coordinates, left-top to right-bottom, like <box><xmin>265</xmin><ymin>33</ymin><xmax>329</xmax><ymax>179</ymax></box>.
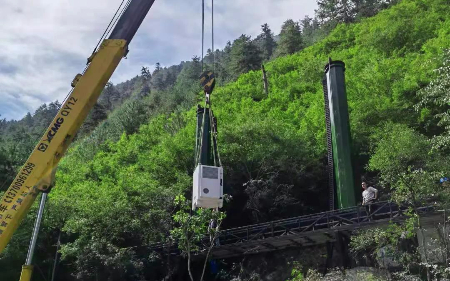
<box><xmin>48</xmin><ymin>100</ymin><xmax>62</xmax><ymax>113</ymax></box>
<box><xmin>171</xmin><ymin>195</ymin><xmax>225</xmax><ymax>281</ymax></box>
<box><xmin>23</xmin><ymin>112</ymin><xmax>33</xmax><ymax>127</ymax></box>
<box><xmin>365</xmin><ymin>123</ymin><xmax>450</xmax><ymax>280</ymax></box>
<box><xmin>274</xmin><ymin>20</ymin><xmax>303</xmax><ymax>58</ymax></box>
<box><xmin>99</xmin><ymin>82</ymin><xmax>121</xmax><ymax>111</ymax></box>
<box><xmin>115</xmin><ymin>99</ymin><xmax>148</xmax><ymax>135</ymax></box>
<box><xmin>244</xmin><ymin>174</ymin><xmax>298</xmax><ymax>222</ymax></box>
<box><xmin>256</xmin><ymin>23</ymin><xmax>277</xmax><ymax>61</ymax></box>
<box><xmin>368</xmin><ymin>123</ymin><xmax>449</xmax><ymax>203</ymax></box>
<box><xmin>352</xmin><ymin>0</ymin><xmax>392</xmax><ymax>19</ymax></box>
<box><xmin>215</xmin><ymin>41</ymin><xmax>233</xmax><ymax>84</ymax></box>
<box><xmin>316</xmin><ymin>0</ymin><xmax>355</xmax><ymax>25</ymax></box>
<box><xmin>141</xmin><ymin>66</ymin><xmax>151</xmax><ymax>80</ymax></box>
<box><xmin>170</xmin><ymin>56</ymin><xmax>203</xmax><ymax>109</ymax></box>
<box><xmin>79</xmin><ymin>103</ymin><xmax>108</xmax><ymax>136</ymax></box>
<box><xmin>300</xmin><ymin>16</ymin><xmax>322</xmax><ymax>47</ymax></box>
<box><xmin>204</xmin><ymin>48</ymin><xmax>214</xmax><ymax>66</ymax></box>
<box><xmin>164</xmin><ymin>69</ymin><xmax>177</xmax><ymax>89</ymax></box>
<box><xmin>154</xmin><ymin>62</ymin><xmax>161</xmax><ymax>72</ymax></box>
<box><xmin>223</xmin><ymin>41</ymin><xmax>232</xmax><ymax>57</ymax></box>
<box><xmin>229</xmin><ymin>34</ymin><xmax>262</xmax><ymax>80</ymax></box>
<box><xmin>416</xmin><ymin>50</ymin><xmax>450</xmax><ymax>152</ymax></box>
<box><xmin>151</xmin><ymin>63</ymin><xmax>166</xmax><ymax>91</ymax></box>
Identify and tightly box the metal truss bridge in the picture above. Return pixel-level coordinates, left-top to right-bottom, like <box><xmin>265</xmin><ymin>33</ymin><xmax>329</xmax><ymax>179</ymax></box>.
<box><xmin>151</xmin><ymin>202</ymin><xmax>443</xmax><ymax>259</ymax></box>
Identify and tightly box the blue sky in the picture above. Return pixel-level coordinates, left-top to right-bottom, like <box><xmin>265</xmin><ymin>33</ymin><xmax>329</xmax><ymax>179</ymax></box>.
<box><xmin>0</xmin><ymin>0</ymin><xmax>317</xmax><ymax>120</ymax></box>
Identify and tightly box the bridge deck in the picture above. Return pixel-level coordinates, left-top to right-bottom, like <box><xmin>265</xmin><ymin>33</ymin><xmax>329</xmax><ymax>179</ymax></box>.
<box><xmin>151</xmin><ymin>202</ymin><xmax>443</xmax><ymax>259</ymax></box>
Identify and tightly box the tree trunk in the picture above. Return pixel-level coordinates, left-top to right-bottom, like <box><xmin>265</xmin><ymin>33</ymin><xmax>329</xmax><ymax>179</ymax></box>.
<box><xmin>187</xmin><ymin>242</ymin><xmax>194</xmax><ymax>281</ymax></box>
<box><xmin>262</xmin><ymin>64</ymin><xmax>269</xmax><ymax>96</ymax></box>
<box><xmin>406</xmin><ymin>181</ymin><xmax>431</xmax><ymax>281</ymax></box>
<box><xmin>200</xmin><ymin>220</ymin><xmax>223</xmax><ymax>281</ymax></box>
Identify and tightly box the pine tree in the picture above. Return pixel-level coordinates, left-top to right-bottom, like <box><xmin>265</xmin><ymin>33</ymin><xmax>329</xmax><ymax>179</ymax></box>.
<box><xmin>99</xmin><ymin>82</ymin><xmax>120</xmax><ymax>111</ymax></box>
<box><xmin>204</xmin><ymin>48</ymin><xmax>214</xmax><ymax>66</ymax></box>
<box><xmin>316</xmin><ymin>0</ymin><xmax>355</xmax><ymax>25</ymax></box>
<box><xmin>229</xmin><ymin>35</ymin><xmax>262</xmax><ymax>80</ymax></box>
<box><xmin>24</xmin><ymin>113</ymin><xmax>33</xmax><ymax>127</ymax></box>
<box><xmin>191</xmin><ymin>56</ymin><xmax>202</xmax><ymax>79</ymax></box>
<box><xmin>256</xmin><ymin>23</ymin><xmax>277</xmax><ymax>61</ymax></box>
<box><xmin>141</xmin><ymin>66</ymin><xmax>151</xmax><ymax>80</ymax></box>
<box><xmin>274</xmin><ymin>20</ymin><xmax>303</xmax><ymax>58</ymax></box>
<box><xmin>217</xmin><ymin>41</ymin><xmax>233</xmax><ymax>83</ymax></box>
<box><xmin>352</xmin><ymin>0</ymin><xmax>388</xmax><ymax>19</ymax></box>
<box><xmin>164</xmin><ymin>69</ymin><xmax>177</xmax><ymax>89</ymax></box>
<box><xmin>300</xmin><ymin>16</ymin><xmax>321</xmax><ymax>47</ymax></box>
<box><xmin>80</xmin><ymin>103</ymin><xmax>108</xmax><ymax>136</ymax></box>
<box><xmin>154</xmin><ymin>62</ymin><xmax>161</xmax><ymax>72</ymax></box>
<box><xmin>151</xmin><ymin>63</ymin><xmax>165</xmax><ymax>91</ymax></box>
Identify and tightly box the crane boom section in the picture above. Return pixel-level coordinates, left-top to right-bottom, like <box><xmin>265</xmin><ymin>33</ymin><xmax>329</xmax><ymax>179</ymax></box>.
<box><xmin>0</xmin><ymin>39</ymin><xmax>127</xmax><ymax>253</ymax></box>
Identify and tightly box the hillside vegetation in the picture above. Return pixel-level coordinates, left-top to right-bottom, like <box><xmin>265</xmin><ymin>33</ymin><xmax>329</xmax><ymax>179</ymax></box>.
<box><xmin>1</xmin><ymin>0</ymin><xmax>450</xmax><ymax>280</ymax></box>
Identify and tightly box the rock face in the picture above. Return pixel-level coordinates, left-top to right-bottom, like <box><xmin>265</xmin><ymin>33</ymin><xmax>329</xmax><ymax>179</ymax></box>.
<box><xmin>319</xmin><ymin>267</ymin><xmax>391</xmax><ymax>281</ymax></box>
<box><xmin>199</xmin><ymin>245</ymin><xmax>391</xmax><ymax>281</ymax></box>
<box><xmin>223</xmin><ymin>246</ymin><xmax>328</xmax><ymax>281</ymax></box>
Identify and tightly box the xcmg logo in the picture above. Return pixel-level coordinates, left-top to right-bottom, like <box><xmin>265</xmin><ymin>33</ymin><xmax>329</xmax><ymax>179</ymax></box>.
<box><xmin>37</xmin><ymin>96</ymin><xmax>78</xmax><ymax>153</ymax></box>
<box><xmin>44</xmin><ymin>117</ymin><xmax>64</xmax><ymax>143</ymax></box>
<box><xmin>37</xmin><ymin>117</ymin><xmax>64</xmax><ymax>152</ymax></box>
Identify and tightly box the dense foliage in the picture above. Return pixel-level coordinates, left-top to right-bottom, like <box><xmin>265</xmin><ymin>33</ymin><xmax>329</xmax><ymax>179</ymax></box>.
<box><xmin>1</xmin><ymin>0</ymin><xmax>450</xmax><ymax>279</ymax></box>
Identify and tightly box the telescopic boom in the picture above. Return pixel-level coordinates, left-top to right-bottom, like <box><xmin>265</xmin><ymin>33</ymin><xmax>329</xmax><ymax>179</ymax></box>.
<box><xmin>0</xmin><ymin>0</ymin><xmax>156</xmax><ymax>253</ymax></box>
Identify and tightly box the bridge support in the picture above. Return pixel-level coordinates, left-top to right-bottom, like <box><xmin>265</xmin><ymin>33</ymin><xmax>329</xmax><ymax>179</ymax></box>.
<box><xmin>335</xmin><ymin>231</ymin><xmax>351</xmax><ymax>269</ymax></box>
<box><xmin>323</xmin><ymin>241</ymin><xmax>334</xmax><ymax>275</ymax></box>
<box><xmin>322</xmin><ymin>231</ymin><xmax>351</xmax><ymax>275</ymax></box>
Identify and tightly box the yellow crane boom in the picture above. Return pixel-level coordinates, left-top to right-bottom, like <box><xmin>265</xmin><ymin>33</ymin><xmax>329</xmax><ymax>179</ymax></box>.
<box><xmin>0</xmin><ymin>0</ymin><xmax>156</xmax><ymax>254</ymax></box>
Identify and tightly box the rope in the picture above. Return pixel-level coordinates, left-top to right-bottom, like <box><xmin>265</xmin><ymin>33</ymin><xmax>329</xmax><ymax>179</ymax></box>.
<box><xmin>196</xmin><ymin>98</ymin><xmax>222</xmax><ymax>168</ymax></box>
<box><xmin>208</xmin><ymin>107</ymin><xmax>217</xmax><ymax>167</ymax></box>
<box><xmin>107</xmin><ymin>0</ymin><xmax>132</xmax><ymax>39</ymax></box>
<box><xmin>212</xmin><ymin>0</ymin><xmax>215</xmax><ymax>72</ymax></box>
<box><xmin>197</xmin><ymin>0</ymin><xmax>221</xmax><ymax>167</ymax></box>
<box><xmin>209</xmin><ymin>105</ymin><xmax>222</xmax><ymax>167</ymax></box>
<box><xmin>196</xmin><ymin>100</ymin><xmax>209</xmax><ymax>165</ymax></box>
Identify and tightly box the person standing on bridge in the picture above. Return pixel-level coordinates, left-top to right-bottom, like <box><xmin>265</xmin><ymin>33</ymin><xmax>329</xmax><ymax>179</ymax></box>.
<box><xmin>362</xmin><ymin>181</ymin><xmax>378</xmax><ymax>219</ymax></box>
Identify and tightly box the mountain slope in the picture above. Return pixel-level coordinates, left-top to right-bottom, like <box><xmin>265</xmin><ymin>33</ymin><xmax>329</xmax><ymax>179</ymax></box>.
<box><xmin>51</xmin><ymin>0</ymin><xmax>450</xmax><ymax>278</ymax></box>
<box><xmin>2</xmin><ymin>0</ymin><xmax>450</xmax><ymax>279</ymax></box>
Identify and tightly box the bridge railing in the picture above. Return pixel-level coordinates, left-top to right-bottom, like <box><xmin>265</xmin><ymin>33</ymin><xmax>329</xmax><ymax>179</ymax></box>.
<box><xmin>150</xmin><ymin>201</ymin><xmax>436</xmax><ymax>254</ymax></box>
<box><xmin>218</xmin><ymin>201</ymin><xmax>400</xmax><ymax>244</ymax></box>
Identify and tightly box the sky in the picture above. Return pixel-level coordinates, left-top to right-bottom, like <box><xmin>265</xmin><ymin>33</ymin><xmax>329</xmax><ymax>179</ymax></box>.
<box><xmin>0</xmin><ymin>0</ymin><xmax>317</xmax><ymax>121</ymax></box>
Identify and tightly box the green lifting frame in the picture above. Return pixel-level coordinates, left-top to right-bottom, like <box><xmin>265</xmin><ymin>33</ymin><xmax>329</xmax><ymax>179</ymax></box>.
<box><xmin>324</xmin><ymin>60</ymin><xmax>356</xmax><ymax>208</ymax></box>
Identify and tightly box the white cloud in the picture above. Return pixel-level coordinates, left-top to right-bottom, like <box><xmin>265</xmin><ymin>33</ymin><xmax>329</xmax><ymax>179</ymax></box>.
<box><xmin>0</xmin><ymin>0</ymin><xmax>317</xmax><ymax>120</ymax></box>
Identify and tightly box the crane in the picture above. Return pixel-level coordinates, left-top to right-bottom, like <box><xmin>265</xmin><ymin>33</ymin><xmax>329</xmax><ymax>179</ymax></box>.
<box><xmin>0</xmin><ymin>0</ymin><xmax>156</xmax><ymax>278</ymax></box>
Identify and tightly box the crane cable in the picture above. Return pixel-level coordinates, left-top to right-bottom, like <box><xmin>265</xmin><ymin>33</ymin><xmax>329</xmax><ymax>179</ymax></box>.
<box><xmin>201</xmin><ymin>0</ymin><xmax>215</xmax><ymax>72</ymax></box>
<box><xmin>61</xmin><ymin>0</ymin><xmax>131</xmax><ymax>112</ymax></box>
<box><xmin>198</xmin><ymin>0</ymin><xmax>219</xmax><ymax>166</ymax></box>
<box><xmin>212</xmin><ymin>0</ymin><xmax>215</xmax><ymax>72</ymax></box>
<box><xmin>202</xmin><ymin>0</ymin><xmax>204</xmax><ymax>72</ymax></box>
<box><xmin>92</xmin><ymin>0</ymin><xmax>130</xmax><ymax>55</ymax></box>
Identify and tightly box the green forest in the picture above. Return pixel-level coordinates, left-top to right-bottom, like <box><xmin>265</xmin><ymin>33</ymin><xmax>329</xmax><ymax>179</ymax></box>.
<box><xmin>1</xmin><ymin>0</ymin><xmax>450</xmax><ymax>279</ymax></box>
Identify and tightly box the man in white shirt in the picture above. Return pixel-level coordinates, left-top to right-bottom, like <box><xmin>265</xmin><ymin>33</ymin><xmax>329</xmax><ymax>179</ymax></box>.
<box><xmin>362</xmin><ymin>182</ymin><xmax>378</xmax><ymax>205</ymax></box>
<box><xmin>362</xmin><ymin>182</ymin><xmax>378</xmax><ymax>220</ymax></box>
